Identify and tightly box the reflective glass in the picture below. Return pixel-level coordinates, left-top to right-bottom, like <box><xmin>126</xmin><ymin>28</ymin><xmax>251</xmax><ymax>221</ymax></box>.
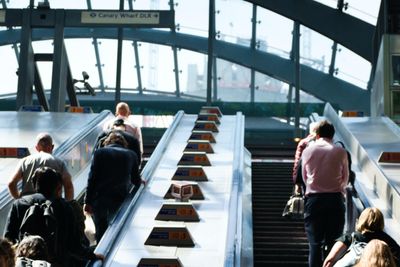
<box><xmin>32</xmin><ymin>40</ymin><xmax>54</xmax><ymax>90</ymax></box>
<box><xmin>216</xmin><ymin>58</ymin><xmax>251</xmax><ymax>102</ymax></box>
<box><xmin>175</xmin><ymin>0</ymin><xmax>209</xmax><ymax>37</ymax></box>
<box><xmin>254</xmin><ymin>72</ymin><xmax>289</xmax><ymax>103</ymax></box>
<box><xmin>137</xmin><ymin>42</ymin><xmax>176</xmax><ymax>94</ymax></box>
<box><xmin>121</xmin><ymin>41</ymin><xmax>139</xmax><ymax>91</ymax></box>
<box><xmin>177</xmin><ymin>48</ymin><xmax>207</xmax><ymax>98</ymax></box>
<box><xmin>300</xmin><ymin>25</ymin><xmax>332</xmax><ymax>73</ymax></box>
<box><xmin>335</xmin><ymin>44</ymin><xmax>371</xmax><ymax>89</ymax></box>
<box><xmin>341</xmin><ymin>0</ymin><xmax>380</xmax><ymax>25</ymax></box>
<box><xmin>256</xmin><ymin>7</ymin><xmax>293</xmax><ymax>59</ymax></box>
<box><xmin>129</xmin><ymin>0</ymin><xmax>170</xmax><ymax>10</ymax></box>
<box><xmin>96</xmin><ymin>39</ymin><xmax>117</xmax><ymax>89</ymax></box>
<box><xmin>0</xmin><ymin>45</ymin><xmax>18</xmax><ymax>95</ymax></box>
<box><xmin>215</xmin><ymin>0</ymin><xmax>252</xmax><ymax>47</ymax></box>
<box><xmin>65</xmin><ymin>39</ymin><xmax>101</xmax><ymax>89</ymax></box>
<box><xmin>47</xmin><ymin>0</ymin><xmax>86</xmax><ymax>9</ymax></box>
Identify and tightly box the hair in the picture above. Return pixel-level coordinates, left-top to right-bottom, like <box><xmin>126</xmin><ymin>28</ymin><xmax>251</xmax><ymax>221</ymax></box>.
<box><xmin>354</xmin><ymin>239</ymin><xmax>396</xmax><ymax>267</ymax></box>
<box><xmin>32</xmin><ymin>167</ymin><xmax>63</xmax><ymax>198</ymax></box>
<box><xmin>0</xmin><ymin>238</ymin><xmax>15</xmax><ymax>267</ymax></box>
<box><xmin>316</xmin><ymin>120</ymin><xmax>335</xmax><ymax>139</ymax></box>
<box><xmin>16</xmin><ymin>235</ymin><xmax>49</xmax><ymax>260</ymax></box>
<box><xmin>103</xmin><ymin>132</ymin><xmax>128</xmax><ymax>148</ymax></box>
<box><xmin>309</xmin><ymin>122</ymin><xmax>319</xmax><ymax>135</ymax></box>
<box><xmin>356</xmin><ymin>207</ymin><xmax>384</xmax><ymax>234</ymax></box>
<box><xmin>36</xmin><ymin>133</ymin><xmax>53</xmax><ymax>148</ymax></box>
<box><xmin>115</xmin><ymin>102</ymin><xmax>131</xmax><ymax>117</ymax></box>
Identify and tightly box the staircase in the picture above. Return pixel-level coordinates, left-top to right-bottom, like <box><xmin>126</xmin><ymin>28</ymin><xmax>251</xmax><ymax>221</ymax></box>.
<box><xmin>252</xmin><ymin>161</ymin><xmax>309</xmax><ymax>267</ymax></box>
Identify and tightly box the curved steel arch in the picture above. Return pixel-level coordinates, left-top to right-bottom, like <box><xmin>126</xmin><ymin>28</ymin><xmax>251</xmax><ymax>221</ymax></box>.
<box><xmin>0</xmin><ymin>28</ymin><xmax>370</xmax><ymax>113</ymax></box>
<box><xmin>245</xmin><ymin>0</ymin><xmax>375</xmax><ymax>62</ymax></box>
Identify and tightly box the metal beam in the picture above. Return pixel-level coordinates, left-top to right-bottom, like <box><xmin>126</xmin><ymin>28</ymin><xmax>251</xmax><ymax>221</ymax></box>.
<box><xmin>170</xmin><ymin>0</ymin><xmax>181</xmax><ymax>98</ymax></box>
<box><xmin>293</xmin><ymin>22</ymin><xmax>301</xmax><ymax>133</ymax></box>
<box><xmin>250</xmin><ymin>4</ymin><xmax>257</xmax><ymax>103</ymax></box>
<box><xmin>244</xmin><ymin>0</ymin><xmax>375</xmax><ymax>62</ymax></box>
<box><xmin>0</xmin><ymin>28</ymin><xmax>370</xmax><ymax>113</ymax></box>
<box><xmin>206</xmin><ymin>0</ymin><xmax>215</xmax><ymax>105</ymax></box>
<box><xmin>115</xmin><ymin>0</ymin><xmax>124</xmax><ymax>104</ymax></box>
<box><xmin>86</xmin><ymin>0</ymin><xmax>105</xmax><ymax>92</ymax></box>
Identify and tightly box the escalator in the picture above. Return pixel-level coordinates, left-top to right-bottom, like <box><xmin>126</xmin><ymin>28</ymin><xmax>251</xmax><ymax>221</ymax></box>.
<box><xmin>252</xmin><ymin>160</ymin><xmax>309</xmax><ymax>267</ymax></box>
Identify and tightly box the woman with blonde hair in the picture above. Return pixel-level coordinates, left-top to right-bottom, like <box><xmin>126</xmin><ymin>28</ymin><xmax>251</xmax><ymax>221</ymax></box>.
<box><xmin>322</xmin><ymin>207</ymin><xmax>400</xmax><ymax>267</ymax></box>
<box><xmin>354</xmin><ymin>239</ymin><xmax>396</xmax><ymax>267</ymax></box>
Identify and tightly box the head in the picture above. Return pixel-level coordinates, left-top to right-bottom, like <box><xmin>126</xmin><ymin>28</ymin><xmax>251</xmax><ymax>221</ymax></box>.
<box><xmin>103</xmin><ymin>132</ymin><xmax>128</xmax><ymax>148</ymax></box>
<box><xmin>356</xmin><ymin>207</ymin><xmax>384</xmax><ymax>234</ymax></box>
<box><xmin>115</xmin><ymin>102</ymin><xmax>131</xmax><ymax>117</ymax></box>
<box><xmin>355</xmin><ymin>239</ymin><xmax>396</xmax><ymax>267</ymax></box>
<box><xmin>0</xmin><ymin>238</ymin><xmax>15</xmax><ymax>267</ymax></box>
<box><xmin>16</xmin><ymin>235</ymin><xmax>49</xmax><ymax>261</ymax></box>
<box><xmin>32</xmin><ymin>167</ymin><xmax>63</xmax><ymax>198</ymax></box>
<box><xmin>315</xmin><ymin>120</ymin><xmax>335</xmax><ymax>139</ymax></box>
<box><xmin>35</xmin><ymin>133</ymin><xmax>54</xmax><ymax>153</ymax></box>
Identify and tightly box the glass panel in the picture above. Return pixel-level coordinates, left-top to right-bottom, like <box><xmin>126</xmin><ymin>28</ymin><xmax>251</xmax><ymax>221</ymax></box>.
<box><xmin>90</xmin><ymin>1</ymin><xmax>120</xmax><ymax>9</ymax></box>
<box><xmin>129</xmin><ymin>0</ymin><xmax>170</xmax><ymax>10</ymax></box>
<box><xmin>300</xmin><ymin>25</ymin><xmax>332</xmax><ymax>73</ymax></box>
<box><xmin>64</xmin><ymin>39</ymin><xmax>100</xmax><ymax>89</ymax></box>
<box><xmin>138</xmin><ymin>42</ymin><xmax>176</xmax><ymax>93</ymax></box>
<box><xmin>48</xmin><ymin>0</ymin><xmax>86</xmax><ymax>9</ymax></box>
<box><xmin>121</xmin><ymin>41</ymin><xmax>138</xmax><ymax>90</ymax></box>
<box><xmin>96</xmin><ymin>39</ymin><xmax>117</xmax><ymax>89</ymax></box>
<box><xmin>344</xmin><ymin>0</ymin><xmax>380</xmax><ymax>25</ymax></box>
<box><xmin>256</xmin><ymin>7</ymin><xmax>293</xmax><ymax>59</ymax></box>
<box><xmin>215</xmin><ymin>0</ymin><xmax>252</xmax><ymax>47</ymax></box>
<box><xmin>175</xmin><ymin>0</ymin><xmax>209</xmax><ymax>37</ymax></box>
<box><xmin>177</xmin><ymin>48</ymin><xmax>207</xmax><ymax>98</ymax></box>
<box><xmin>32</xmin><ymin>40</ymin><xmax>54</xmax><ymax>90</ymax></box>
<box><xmin>216</xmin><ymin>58</ymin><xmax>251</xmax><ymax>102</ymax></box>
<box><xmin>0</xmin><ymin>45</ymin><xmax>18</xmax><ymax>95</ymax></box>
<box><xmin>335</xmin><ymin>44</ymin><xmax>371</xmax><ymax>89</ymax></box>
<box><xmin>312</xmin><ymin>0</ymin><xmax>337</xmax><ymax>9</ymax></box>
<box><xmin>254</xmin><ymin>72</ymin><xmax>288</xmax><ymax>103</ymax></box>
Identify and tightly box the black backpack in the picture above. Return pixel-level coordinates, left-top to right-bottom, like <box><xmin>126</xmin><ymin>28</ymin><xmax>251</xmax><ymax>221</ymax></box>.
<box><xmin>19</xmin><ymin>198</ymin><xmax>59</xmax><ymax>260</ymax></box>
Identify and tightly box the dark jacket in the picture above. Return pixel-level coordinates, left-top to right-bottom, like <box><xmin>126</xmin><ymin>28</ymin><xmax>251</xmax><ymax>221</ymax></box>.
<box><xmin>3</xmin><ymin>193</ymin><xmax>97</xmax><ymax>267</ymax></box>
<box><xmin>95</xmin><ymin>129</ymin><xmax>141</xmax><ymax>164</ymax></box>
<box><xmin>84</xmin><ymin>144</ymin><xmax>140</xmax><ymax>207</ymax></box>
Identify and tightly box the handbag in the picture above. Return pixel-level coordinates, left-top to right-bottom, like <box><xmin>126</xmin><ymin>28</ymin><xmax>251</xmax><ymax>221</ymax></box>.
<box><xmin>282</xmin><ymin>193</ymin><xmax>304</xmax><ymax>219</ymax></box>
<box><xmin>333</xmin><ymin>233</ymin><xmax>367</xmax><ymax>267</ymax></box>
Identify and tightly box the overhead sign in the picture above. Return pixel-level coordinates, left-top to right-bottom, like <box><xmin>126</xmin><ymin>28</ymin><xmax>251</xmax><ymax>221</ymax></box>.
<box><xmin>81</xmin><ymin>11</ymin><xmax>160</xmax><ymax>25</ymax></box>
<box><xmin>0</xmin><ymin>10</ymin><xmax>5</xmax><ymax>23</ymax></box>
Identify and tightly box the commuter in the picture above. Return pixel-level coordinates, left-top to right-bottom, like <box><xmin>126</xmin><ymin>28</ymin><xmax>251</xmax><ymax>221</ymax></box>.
<box><xmin>4</xmin><ymin>167</ymin><xmax>104</xmax><ymax>266</ymax></box>
<box><xmin>323</xmin><ymin>207</ymin><xmax>400</xmax><ymax>267</ymax></box>
<box><xmin>301</xmin><ymin>120</ymin><xmax>349</xmax><ymax>267</ymax></box>
<box><xmin>354</xmin><ymin>239</ymin><xmax>397</xmax><ymax>267</ymax></box>
<box><xmin>15</xmin><ymin>235</ymin><xmax>50</xmax><ymax>266</ymax></box>
<box><xmin>95</xmin><ymin>118</ymin><xmax>142</xmax><ymax>164</ymax></box>
<box><xmin>0</xmin><ymin>238</ymin><xmax>15</xmax><ymax>267</ymax></box>
<box><xmin>83</xmin><ymin>132</ymin><xmax>143</xmax><ymax>242</ymax></box>
<box><xmin>103</xmin><ymin>101</ymin><xmax>143</xmax><ymax>155</ymax></box>
<box><xmin>293</xmin><ymin>121</ymin><xmax>318</xmax><ymax>194</ymax></box>
<box><xmin>8</xmin><ymin>132</ymin><xmax>74</xmax><ymax>200</ymax></box>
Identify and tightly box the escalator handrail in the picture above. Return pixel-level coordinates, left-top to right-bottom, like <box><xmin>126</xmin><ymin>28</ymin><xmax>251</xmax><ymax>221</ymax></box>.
<box><xmin>224</xmin><ymin>112</ymin><xmax>245</xmax><ymax>267</ymax></box>
<box><xmin>0</xmin><ymin>110</ymin><xmax>113</xmax><ymax>210</ymax></box>
<box><xmin>88</xmin><ymin>110</ymin><xmax>185</xmax><ymax>267</ymax></box>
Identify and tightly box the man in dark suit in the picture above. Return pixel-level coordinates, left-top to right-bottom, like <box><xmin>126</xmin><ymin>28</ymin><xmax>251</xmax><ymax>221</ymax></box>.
<box><xmin>83</xmin><ymin>132</ymin><xmax>143</xmax><ymax>242</ymax></box>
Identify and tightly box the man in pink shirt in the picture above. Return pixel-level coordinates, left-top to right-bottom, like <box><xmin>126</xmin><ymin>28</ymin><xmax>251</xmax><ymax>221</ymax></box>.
<box><xmin>301</xmin><ymin>120</ymin><xmax>349</xmax><ymax>267</ymax></box>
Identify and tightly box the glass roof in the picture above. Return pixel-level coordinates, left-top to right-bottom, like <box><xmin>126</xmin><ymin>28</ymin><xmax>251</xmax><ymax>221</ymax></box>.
<box><xmin>0</xmin><ymin>0</ymin><xmax>379</xmax><ymax>105</ymax></box>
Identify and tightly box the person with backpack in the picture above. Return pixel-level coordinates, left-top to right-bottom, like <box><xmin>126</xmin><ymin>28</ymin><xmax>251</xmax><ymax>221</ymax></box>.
<box><xmin>84</xmin><ymin>132</ymin><xmax>144</xmax><ymax>243</ymax></box>
<box><xmin>3</xmin><ymin>166</ymin><xmax>104</xmax><ymax>266</ymax></box>
<box><xmin>323</xmin><ymin>207</ymin><xmax>400</xmax><ymax>267</ymax></box>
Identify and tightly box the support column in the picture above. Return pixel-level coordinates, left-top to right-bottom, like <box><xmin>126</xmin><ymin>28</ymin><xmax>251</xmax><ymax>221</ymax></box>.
<box><xmin>115</xmin><ymin>0</ymin><xmax>124</xmax><ymax>104</ymax></box>
<box><xmin>206</xmin><ymin>0</ymin><xmax>215</xmax><ymax>105</ymax></box>
<box><xmin>293</xmin><ymin>22</ymin><xmax>301</xmax><ymax>135</ymax></box>
<box><xmin>250</xmin><ymin>4</ymin><xmax>257</xmax><ymax>103</ymax></box>
<box><xmin>16</xmin><ymin>9</ymin><xmax>34</xmax><ymax>110</ymax></box>
<box><xmin>50</xmin><ymin>10</ymin><xmax>67</xmax><ymax>112</ymax></box>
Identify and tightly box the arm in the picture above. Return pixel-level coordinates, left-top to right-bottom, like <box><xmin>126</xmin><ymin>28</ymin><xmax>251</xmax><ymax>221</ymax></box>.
<box><xmin>323</xmin><ymin>241</ymin><xmax>348</xmax><ymax>267</ymax></box>
<box><xmin>8</xmin><ymin>169</ymin><xmax>23</xmax><ymax>199</ymax></box>
<box><xmin>62</xmin><ymin>171</ymin><xmax>74</xmax><ymax>201</ymax></box>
